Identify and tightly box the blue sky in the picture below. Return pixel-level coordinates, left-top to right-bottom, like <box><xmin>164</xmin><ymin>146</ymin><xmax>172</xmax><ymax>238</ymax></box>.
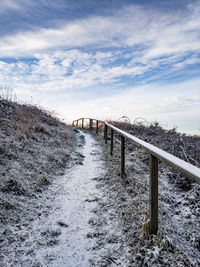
<box><xmin>0</xmin><ymin>0</ymin><xmax>200</xmax><ymax>134</ymax></box>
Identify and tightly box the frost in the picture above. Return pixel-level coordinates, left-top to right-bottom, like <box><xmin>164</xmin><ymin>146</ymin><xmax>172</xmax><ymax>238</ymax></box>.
<box><xmin>1</xmin><ymin>104</ymin><xmax>200</xmax><ymax>266</ymax></box>
<box><xmin>95</xmin><ymin>121</ymin><xmax>200</xmax><ymax>266</ymax></box>
<box><xmin>0</xmin><ymin>97</ymin><xmax>75</xmax><ymax>265</ymax></box>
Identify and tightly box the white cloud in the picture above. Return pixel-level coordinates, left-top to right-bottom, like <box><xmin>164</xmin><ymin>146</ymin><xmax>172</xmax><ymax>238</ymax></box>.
<box><xmin>0</xmin><ymin>0</ymin><xmax>21</xmax><ymax>13</ymax></box>
<box><xmin>174</xmin><ymin>53</ymin><xmax>200</xmax><ymax>68</ymax></box>
<box><xmin>0</xmin><ymin>0</ymin><xmax>32</xmax><ymax>14</ymax></box>
<box><xmin>0</xmin><ymin>3</ymin><xmax>199</xmax><ymax>89</ymax></box>
<box><xmin>0</xmin><ymin>3</ymin><xmax>199</xmax><ymax>95</ymax></box>
<box><xmin>53</xmin><ymin>77</ymin><xmax>200</xmax><ymax>133</ymax></box>
<box><xmin>0</xmin><ymin>2</ymin><xmax>200</xmax><ymax>133</ymax></box>
<box><xmin>0</xmin><ymin>49</ymin><xmax>151</xmax><ymax>91</ymax></box>
<box><xmin>0</xmin><ymin>3</ymin><xmax>200</xmax><ymax>61</ymax></box>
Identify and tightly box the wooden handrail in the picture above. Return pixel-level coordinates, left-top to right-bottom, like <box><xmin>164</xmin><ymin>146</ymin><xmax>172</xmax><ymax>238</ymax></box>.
<box><xmin>72</xmin><ymin>118</ymin><xmax>200</xmax><ymax>234</ymax></box>
<box><xmin>106</xmin><ymin>123</ymin><xmax>200</xmax><ymax>184</ymax></box>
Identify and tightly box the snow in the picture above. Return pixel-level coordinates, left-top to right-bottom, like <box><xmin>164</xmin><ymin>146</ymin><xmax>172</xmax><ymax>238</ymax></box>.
<box><xmin>1</xmin><ymin>130</ymin><xmax>120</xmax><ymax>266</ymax></box>
<box><xmin>92</xmin><ymin>124</ymin><xmax>200</xmax><ymax>266</ymax></box>
<box><xmin>1</xmin><ymin>107</ymin><xmax>199</xmax><ymax>266</ymax></box>
<box><xmin>32</xmin><ymin>132</ymin><xmax>105</xmax><ymax>266</ymax></box>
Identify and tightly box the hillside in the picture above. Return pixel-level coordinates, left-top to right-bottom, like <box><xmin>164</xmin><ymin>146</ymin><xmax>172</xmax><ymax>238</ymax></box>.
<box><xmin>0</xmin><ymin>104</ymin><xmax>199</xmax><ymax>266</ymax></box>
<box><xmin>0</xmin><ymin>98</ymin><xmax>75</xmax><ymax>264</ymax></box>
<box><xmin>100</xmin><ymin>120</ymin><xmax>200</xmax><ymax>265</ymax></box>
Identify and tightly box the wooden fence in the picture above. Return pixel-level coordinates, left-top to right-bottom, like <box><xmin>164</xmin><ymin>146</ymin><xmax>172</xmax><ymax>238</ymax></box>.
<box><xmin>72</xmin><ymin>118</ymin><xmax>200</xmax><ymax>235</ymax></box>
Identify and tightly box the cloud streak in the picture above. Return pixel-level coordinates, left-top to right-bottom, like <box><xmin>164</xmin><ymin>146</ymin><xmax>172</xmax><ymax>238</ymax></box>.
<box><xmin>1</xmin><ymin>4</ymin><xmax>200</xmax><ymax>58</ymax></box>
<box><xmin>0</xmin><ymin>1</ymin><xmax>200</xmax><ymax>133</ymax></box>
<box><xmin>54</xmin><ymin>77</ymin><xmax>200</xmax><ymax>133</ymax></box>
<box><xmin>1</xmin><ymin>3</ymin><xmax>199</xmax><ymax>93</ymax></box>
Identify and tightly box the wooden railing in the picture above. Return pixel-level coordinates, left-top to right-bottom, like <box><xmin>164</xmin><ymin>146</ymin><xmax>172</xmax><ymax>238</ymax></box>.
<box><xmin>72</xmin><ymin>118</ymin><xmax>200</xmax><ymax>235</ymax></box>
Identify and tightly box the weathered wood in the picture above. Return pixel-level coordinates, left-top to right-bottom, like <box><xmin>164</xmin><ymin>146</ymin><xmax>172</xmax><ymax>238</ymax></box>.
<box><xmin>76</xmin><ymin>120</ymin><xmax>78</xmax><ymax>127</ymax></box>
<box><xmin>110</xmin><ymin>129</ymin><xmax>114</xmax><ymax>156</ymax></box>
<box><xmin>149</xmin><ymin>154</ymin><xmax>158</xmax><ymax>235</ymax></box>
<box><xmin>96</xmin><ymin>120</ymin><xmax>99</xmax><ymax>134</ymax></box>
<box><xmin>106</xmin><ymin>123</ymin><xmax>200</xmax><ymax>185</ymax></box>
<box><xmin>121</xmin><ymin>135</ymin><xmax>125</xmax><ymax>177</ymax></box>
<box><xmin>82</xmin><ymin>118</ymin><xmax>84</xmax><ymax>128</ymax></box>
<box><xmin>104</xmin><ymin>124</ymin><xmax>108</xmax><ymax>144</ymax></box>
<box><xmin>72</xmin><ymin>121</ymin><xmax>74</xmax><ymax>127</ymax></box>
<box><xmin>89</xmin><ymin>119</ymin><xmax>93</xmax><ymax>130</ymax></box>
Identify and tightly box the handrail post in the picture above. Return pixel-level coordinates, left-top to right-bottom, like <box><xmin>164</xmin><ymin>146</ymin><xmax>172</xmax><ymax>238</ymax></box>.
<box><xmin>104</xmin><ymin>124</ymin><xmax>108</xmax><ymax>144</ymax></box>
<box><xmin>82</xmin><ymin>118</ymin><xmax>84</xmax><ymax>128</ymax></box>
<box><xmin>89</xmin><ymin>119</ymin><xmax>93</xmax><ymax>130</ymax></box>
<box><xmin>149</xmin><ymin>154</ymin><xmax>158</xmax><ymax>235</ymax></box>
<box><xmin>110</xmin><ymin>129</ymin><xmax>114</xmax><ymax>156</ymax></box>
<box><xmin>72</xmin><ymin>121</ymin><xmax>74</xmax><ymax>127</ymax></box>
<box><xmin>76</xmin><ymin>120</ymin><xmax>78</xmax><ymax>127</ymax></box>
<box><xmin>96</xmin><ymin>120</ymin><xmax>99</xmax><ymax>134</ymax></box>
<box><xmin>121</xmin><ymin>135</ymin><xmax>125</xmax><ymax>177</ymax></box>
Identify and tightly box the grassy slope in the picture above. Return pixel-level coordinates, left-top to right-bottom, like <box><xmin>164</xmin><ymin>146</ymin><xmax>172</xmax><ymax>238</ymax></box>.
<box><xmin>110</xmin><ymin>121</ymin><xmax>200</xmax><ymax>188</ymax></box>
<box><xmin>103</xmin><ymin>121</ymin><xmax>200</xmax><ymax>265</ymax></box>
<box><xmin>0</xmin><ymin>97</ymin><xmax>74</xmax><ymax>223</ymax></box>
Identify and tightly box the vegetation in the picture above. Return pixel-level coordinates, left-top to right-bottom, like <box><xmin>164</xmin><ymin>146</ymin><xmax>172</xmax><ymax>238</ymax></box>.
<box><xmin>0</xmin><ymin>97</ymin><xmax>74</xmax><ymax>196</ymax></box>
<box><xmin>0</xmin><ymin>96</ymin><xmax>75</xmax><ymax>265</ymax></box>
<box><xmin>100</xmin><ymin>120</ymin><xmax>200</xmax><ymax>265</ymax></box>
<box><xmin>109</xmin><ymin>119</ymin><xmax>200</xmax><ymax>168</ymax></box>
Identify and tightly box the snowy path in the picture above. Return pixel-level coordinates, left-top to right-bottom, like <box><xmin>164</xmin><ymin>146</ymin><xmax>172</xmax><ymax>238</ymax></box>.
<box><xmin>22</xmin><ymin>131</ymin><xmax>105</xmax><ymax>266</ymax></box>
<box><xmin>1</xmin><ymin>130</ymin><xmax>128</xmax><ymax>267</ymax></box>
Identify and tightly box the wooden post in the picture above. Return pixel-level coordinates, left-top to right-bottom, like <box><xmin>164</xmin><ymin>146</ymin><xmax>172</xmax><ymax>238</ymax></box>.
<box><xmin>149</xmin><ymin>154</ymin><xmax>158</xmax><ymax>235</ymax></box>
<box><xmin>121</xmin><ymin>135</ymin><xmax>125</xmax><ymax>177</ymax></box>
<box><xmin>82</xmin><ymin>118</ymin><xmax>84</xmax><ymax>128</ymax></box>
<box><xmin>89</xmin><ymin>119</ymin><xmax>92</xmax><ymax>130</ymax></box>
<box><xmin>104</xmin><ymin>124</ymin><xmax>108</xmax><ymax>144</ymax></box>
<box><xmin>96</xmin><ymin>120</ymin><xmax>99</xmax><ymax>134</ymax></box>
<box><xmin>76</xmin><ymin>120</ymin><xmax>78</xmax><ymax>127</ymax></box>
<box><xmin>110</xmin><ymin>129</ymin><xmax>114</xmax><ymax>156</ymax></box>
<box><xmin>72</xmin><ymin>121</ymin><xmax>74</xmax><ymax>127</ymax></box>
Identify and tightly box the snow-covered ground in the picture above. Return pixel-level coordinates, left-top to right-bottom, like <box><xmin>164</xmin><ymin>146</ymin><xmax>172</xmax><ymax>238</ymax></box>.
<box><xmin>0</xmin><ymin>130</ymin><xmax>128</xmax><ymax>266</ymax></box>
<box><xmin>1</xmin><ymin>99</ymin><xmax>199</xmax><ymax>266</ymax></box>
<box><xmin>22</xmin><ymin>131</ymin><xmax>106</xmax><ymax>266</ymax></box>
<box><xmin>95</xmin><ymin>128</ymin><xmax>200</xmax><ymax>266</ymax></box>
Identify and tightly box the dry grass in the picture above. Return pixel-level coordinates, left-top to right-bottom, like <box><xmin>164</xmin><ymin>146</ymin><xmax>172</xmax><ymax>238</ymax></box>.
<box><xmin>0</xmin><ymin>96</ymin><xmax>74</xmax><ymax>199</ymax></box>
<box><xmin>91</xmin><ymin>120</ymin><xmax>200</xmax><ymax>266</ymax></box>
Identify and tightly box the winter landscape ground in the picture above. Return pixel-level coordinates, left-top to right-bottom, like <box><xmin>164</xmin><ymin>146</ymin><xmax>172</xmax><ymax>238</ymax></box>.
<box><xmin>0</xmin><ymin>98</ymin><xmax>199</xmax><ymax>266</ymax></box>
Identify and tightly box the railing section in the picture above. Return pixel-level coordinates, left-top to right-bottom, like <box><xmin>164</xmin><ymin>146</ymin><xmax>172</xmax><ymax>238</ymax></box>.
<box><xmin>72</xmin><ymin>118</ymin><xmax>200</xmax><ymax>235</ymax></box>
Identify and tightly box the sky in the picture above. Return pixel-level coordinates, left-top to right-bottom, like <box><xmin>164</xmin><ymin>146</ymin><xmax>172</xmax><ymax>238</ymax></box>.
<box><xmin>0</xmin><ymin>0</ymin><xmax>200</xmax><ymax>134</ymax></box>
